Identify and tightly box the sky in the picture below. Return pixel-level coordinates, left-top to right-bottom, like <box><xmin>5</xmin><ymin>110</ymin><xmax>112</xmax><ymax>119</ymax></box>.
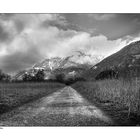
<box><xmin>0</xmin><ymin>13</ymin><xmax>140</xmax><ymax>74</ymax></box>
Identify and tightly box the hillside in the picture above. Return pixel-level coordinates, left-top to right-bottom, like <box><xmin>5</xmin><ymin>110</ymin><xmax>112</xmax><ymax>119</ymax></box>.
<box><xmin>83</xmin><ymin>40</ymin><xmax>140</xmax><ymax>80</ymax></box>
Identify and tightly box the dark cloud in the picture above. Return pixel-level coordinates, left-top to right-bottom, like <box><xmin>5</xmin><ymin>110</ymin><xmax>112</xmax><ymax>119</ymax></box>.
<box><xmin>63</xmin><ymin>14</ymin><xmax>140</xmax><ymax>40</ymax></box>
<box><xmin>14</xmin><ymin>20</ymin><xmax>25</xmax><ymax>33</ymax></box>
<box><xmin>88</xmin><ymin>14</ymin><xmax>116</xmax><ymax>21</ymax></box>
<box><xmin>0</xmin><ymin>24</ymin><xmax>9</xmax><ymax>42</ymax></box>
<box><xmin>41</xmin><ymin>18</ymin><xmax>82</xmax><ymax>33</ymax></box>
<box><xmin>0</xmin><ymin>13</ymin><xmax>14</xmax><ymax>20</ymax></box>
<box><xmin>0</xmin><ymin>44</ymin><xmax>43</xmax><ymax>73</ymax></box>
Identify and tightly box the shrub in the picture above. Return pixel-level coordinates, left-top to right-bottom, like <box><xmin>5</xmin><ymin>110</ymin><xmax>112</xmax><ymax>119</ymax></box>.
<box><xmin>55</xmin><ymin>73</ymin><xmax>65</xmax><ymax>83</ymax></box>
<box><xmin>0</xmin><ymin>70</ymin><xmax>11</xmax><ymax>82</ymax></box>
<box><xmin>65</xmin><ymin>76</ymin><xmax>86</xmax><ymax>85</ymax></box>
<box><xmin>22</xmin><ymin>73</ymin><xmax>34</xmax><ymax>81</ymax></box>
<box><xmin>35</xmin><ymin>69</ymin><xmax>45</xmax><ymax>81</ymax></box>
<box><xmin>95</xmin><ymin>69</ymin><xmax>118</xmax><ymax>80</ymax></box>
<box><xmin>22</xmin><ymin>70</ymin><xmax>45</xmax><ymax>82</ymax></box>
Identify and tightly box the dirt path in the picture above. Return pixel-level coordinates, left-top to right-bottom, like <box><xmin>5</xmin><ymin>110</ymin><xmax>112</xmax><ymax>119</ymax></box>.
<box><xmin>0</xmin><ymin>86</ymin><xmax>114</xmax><ymax>126</ymax></box>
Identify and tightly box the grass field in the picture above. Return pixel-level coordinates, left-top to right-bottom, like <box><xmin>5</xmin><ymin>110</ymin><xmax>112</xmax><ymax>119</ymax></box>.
<box><xmin>72</xmin><ymin>79</ymin><xmax>140</xmax><ymax>125</ymax></box>
<box><xmin>0</xmin><ymin>82</ymin><xmax>65</xmax><ymax>114</ymax></box>
<box><xmin>1</xmin><ymin>79</ymin><xmax>140</xmax><ymax>125</ymax></box>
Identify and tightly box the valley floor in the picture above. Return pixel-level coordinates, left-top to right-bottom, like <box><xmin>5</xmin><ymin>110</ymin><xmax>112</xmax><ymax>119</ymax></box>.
<box><xmin>0</xmin><ymin>86</ymin><xmax>113</xmax><ymax>126</ymax></box>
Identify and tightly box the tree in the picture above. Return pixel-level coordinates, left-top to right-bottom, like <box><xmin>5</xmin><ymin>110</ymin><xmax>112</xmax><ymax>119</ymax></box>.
<box><xmin>0</xmin><ymin>70</ymin><xmax>11</xmax><ymax>82</ymax></box>
<box><xmin>22</xmin><ymin>73</ymin><xmax>33</xmax><ymax>81</ymax></box>
<box><xmin>35</xmin><ymin>69</ymin><xmax>45</xmax><ymax>81</ymax></box>
<box><xmin>22</xmin><ymin>70</ymin><xmax>45</xmax><ymax>82</ymax></box>
<box><xmin>55</xmin><ymin>73</ymin><xmax>65</xmax><ymax>83</ymax></box>
<box><xmin>95</xmin><ymin>69</ymin><xmax>118</xmax><ymax>80</ymax></box>
<box><xmin>0</xmin><ymin>70</ymin><xmax>6</xmax><ymax>81</ymax></box>
<box><xmin>3</xmin><ymin>74</ymin><xmax>11</xmax><ymax>82</ymax></box>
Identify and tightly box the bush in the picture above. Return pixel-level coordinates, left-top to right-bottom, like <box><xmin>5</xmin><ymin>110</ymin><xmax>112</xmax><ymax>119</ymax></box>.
<box><xmin>55</xmin><ymin>73</ymin><xmax>65</xmax><ymax>83</ymax></box>
<box><xmin>55</xmin><ymin>72</ymin><xmax>86</xmax><ymax>85</ymax></box>
<box><xmin>95</xmin><ymin>69</ymin><xmax>118</xmax><ymax>80</ymax></box>
<box><xmin>65</xmin><ymin>76</ymin><xmax>86</xmax><ymax>85</ymax></box>
<box><xmin>22</xmin><ymin>70</ymin><xmax>45</xmax><ymax>82</ymax></box>
<box><xmin>0</xmin><ymin>104</ymin><xmax>10</xmax><ymax>113</ymax></box>
<box><xmin>0</xmin><ymin>70</ymin><xmax>11</xmax><ymax>82</ymax></box>
<box><xmin>22</xmin><ymin>73</ymin><xmax>34</xmax><ymax>81</ymax></box>
<box><xmin>35</xmin><ymin>70</ymin><xmax>45</xmax><ymax>81</ymax></box>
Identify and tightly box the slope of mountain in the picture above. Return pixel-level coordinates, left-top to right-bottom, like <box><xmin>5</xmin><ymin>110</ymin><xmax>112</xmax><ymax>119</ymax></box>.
<box><xmin>32</xmin><ymin>51</ymin><xmax>104</xmax><ymax>70</ymax></box>
<box><xmin>83</xmin><ymin>40</ymin><xmax>140</xmax><ymax>80</ymax></box>
<box><xmin>33</xmin><ymin>56</ymin><xmax>80</xmax><ymax>71</ymax></box>
<box><xmin>14</xmin><ymin>51</ymin><xmax>103</xmax><ymax>80</ymax></box>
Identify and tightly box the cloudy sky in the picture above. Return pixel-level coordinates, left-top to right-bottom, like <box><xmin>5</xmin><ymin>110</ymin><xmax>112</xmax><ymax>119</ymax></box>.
<box><xmin>0</xmin><ymin>13</ymin><xmax>140</xmax><ymax>74</ymax></box>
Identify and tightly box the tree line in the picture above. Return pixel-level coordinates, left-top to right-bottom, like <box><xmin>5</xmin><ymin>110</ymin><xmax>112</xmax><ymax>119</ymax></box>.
<box><xmin>0</xmin><ymin>70</ymin><xmax>11</xmax><ymax>82</ymax></box>
<box><xmin>22</xmin><ymin>69</ymin><xmax>45</xmax><ymax>82</ymax></box>
<box><xmin>0</xmin><ymin>69</ymin><xmax>45</xmax><ymax>82</ymax></box>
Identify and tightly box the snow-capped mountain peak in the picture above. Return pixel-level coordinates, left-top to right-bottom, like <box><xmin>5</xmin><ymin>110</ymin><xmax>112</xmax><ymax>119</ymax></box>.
<box><xmin>32</xmin><ymin>51</ymin><xmax>104</xmax><ymax>71</ymax></box>
<box><xmin>14</xmin><ymin>51</ymin><xmax>104</xmax><ymax>80</ymax></box>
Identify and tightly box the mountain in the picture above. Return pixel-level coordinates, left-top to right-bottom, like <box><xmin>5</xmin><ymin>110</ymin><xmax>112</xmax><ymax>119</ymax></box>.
<box><xmin>83</xmin><ymin>40</ymin><xmax>140</xmax><ymax>80</ymax></box>
<box><xmin>32</xmin><ymin>51</ymin><xmax>104</xmax><ymax>70</ymax></box>
<box><xmin>16</xmin><ymin>40</ymin><xmax>140</xmax><ymax>81</ymax></box>
<box><xmin>33</xmin><ymin>56</ymin><xmax>80</xmax><ymax>71</ymax></box>
<box><xmin>14</xmin><ymin>51</ymin><xmax>103</xmax><ymax>80</ymax></box>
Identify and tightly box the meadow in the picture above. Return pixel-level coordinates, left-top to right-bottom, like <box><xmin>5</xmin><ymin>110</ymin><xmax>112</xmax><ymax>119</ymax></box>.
<box><xmin>1</xmin><ymin>78</ymin><xmax>140</xmax><ymax>125</ymax></box>
<box><xmin>0</xmin><ymin>81</ymin><xmax>65</xmax><ymax>114</ymax></box>
<box><xmin>72</xmin><ymin>79</ymin><xmax>140</xmax><ymax>125</ymax></box>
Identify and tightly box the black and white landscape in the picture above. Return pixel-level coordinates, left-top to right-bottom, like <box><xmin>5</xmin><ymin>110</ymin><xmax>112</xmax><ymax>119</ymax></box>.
<box><xmin>0</xmin><ymin>14</ymin><xmax>140</xmax><ymax>126</ymax></box>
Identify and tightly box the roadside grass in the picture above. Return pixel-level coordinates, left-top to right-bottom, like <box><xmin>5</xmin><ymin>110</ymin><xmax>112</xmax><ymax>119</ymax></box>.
<box><xmin>0</xmin><ymin>82</ymin><xmax>65</xmax><ymax>114</ymax></box>
<box><xmin>72</xmin><ymin>79</ymin><xmax>140</xmax><ymax>125</ymax></box>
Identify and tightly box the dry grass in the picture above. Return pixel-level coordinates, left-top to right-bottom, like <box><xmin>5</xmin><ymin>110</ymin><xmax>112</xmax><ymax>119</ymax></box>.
<box><xmin>72</xmin><ymin>79</ymin><xmax>140</xmax><ymax>117</ymax></box>
<box><xmin>0</xmin><ymin>82</ymin><xmax>65</xmax><ymax>113</ymax></box>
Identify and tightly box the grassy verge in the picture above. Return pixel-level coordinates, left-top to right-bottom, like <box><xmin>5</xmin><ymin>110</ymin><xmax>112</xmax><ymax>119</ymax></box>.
<box><xmin>72</xmin><ymin>79</ymin><xmax>140</xmax><ymax>125</ymax></box>
<box><xmin>0</xmin><ymin>82</ymin><xmax>65</xmax><ymax>114</ymax></box>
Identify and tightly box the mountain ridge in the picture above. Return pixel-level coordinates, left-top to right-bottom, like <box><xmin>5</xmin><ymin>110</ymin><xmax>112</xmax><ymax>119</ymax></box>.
<box><xmin>14</xmin><ymin>51</ymin><xmax>103</xmax><ymax>80</ymax></box>
<box><xmin>83</xmin><ymin>40</ymin><xmax>140</xmax><ymax>80</ymax></box>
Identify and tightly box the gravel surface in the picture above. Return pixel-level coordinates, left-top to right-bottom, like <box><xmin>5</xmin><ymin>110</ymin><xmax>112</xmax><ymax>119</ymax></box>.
<box><xmin>0</xmin><ymin>86</ymin><xmax>113</xmax><ymax>126</ymax></box>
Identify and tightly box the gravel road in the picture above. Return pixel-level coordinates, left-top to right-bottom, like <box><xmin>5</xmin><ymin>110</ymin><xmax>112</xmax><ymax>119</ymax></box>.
<box><xmin>0</xmin><ymin>86</ymin><xmax>113</xmax><ymax>126</ymax></box>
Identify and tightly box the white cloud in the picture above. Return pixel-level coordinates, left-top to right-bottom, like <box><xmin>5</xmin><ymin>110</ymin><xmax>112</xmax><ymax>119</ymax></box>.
<box><xmin>0</xmin><ymin>14</ymin><xmax>126</xmax><ymax>73</ymax></box>
<box><xmin>122</xmin><ymin>34</ymin><xmax>140</xmax><ymax>45</ymax></box>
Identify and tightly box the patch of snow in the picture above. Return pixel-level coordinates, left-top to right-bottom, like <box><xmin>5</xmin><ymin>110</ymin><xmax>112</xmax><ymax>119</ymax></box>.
<box><xmin>48</xmin><ymin>61</ymin><xmax>53</xmax><ymax>70</ymax></box>
<box><xmin>93</xmin><ymin>66</ymin><xmax>97</xmax><ymax>69</ymax></box>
